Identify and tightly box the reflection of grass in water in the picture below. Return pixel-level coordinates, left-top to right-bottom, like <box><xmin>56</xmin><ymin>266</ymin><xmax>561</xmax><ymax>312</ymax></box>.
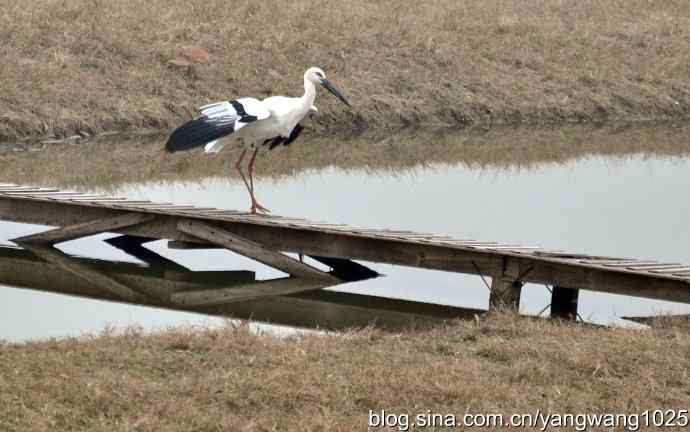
<box><xmin>1</xmin><ymin>124</ymin><xmax>689</xmax><ymax>192</ymax></box>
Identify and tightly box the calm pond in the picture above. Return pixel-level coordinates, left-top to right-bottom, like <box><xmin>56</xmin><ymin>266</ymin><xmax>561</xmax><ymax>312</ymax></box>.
<box><xmin>1</xmin><ymin>124</ymin><xmax>689</xmax><ymax>341</ymax></box>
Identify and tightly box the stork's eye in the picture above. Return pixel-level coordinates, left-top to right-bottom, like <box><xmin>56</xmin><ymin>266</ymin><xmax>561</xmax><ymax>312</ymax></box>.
<box><xmin>315</xmin><ymin>71</ymin><xmax>324</xmax><ymax>79</ymax></box>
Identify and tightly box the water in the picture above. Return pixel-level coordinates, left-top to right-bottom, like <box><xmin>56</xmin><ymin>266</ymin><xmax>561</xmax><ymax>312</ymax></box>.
<box><xmin>1</xmin><ymin>124</ymin><xmax>689</xmax><ymax>341</ymax></box>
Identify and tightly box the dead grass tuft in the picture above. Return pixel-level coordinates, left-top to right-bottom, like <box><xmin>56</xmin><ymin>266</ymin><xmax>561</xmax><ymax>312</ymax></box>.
<box><xmin>1</xmin><ymin>313</ymin><xmax>689</xmax><ymax>430</ymax></box>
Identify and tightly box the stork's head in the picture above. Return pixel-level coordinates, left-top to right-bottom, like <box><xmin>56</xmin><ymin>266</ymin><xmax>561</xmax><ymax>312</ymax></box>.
<box><xmin>305</xmin><ymin>67</ymin><xmax>351</xmax><ymax>107</ymax></box>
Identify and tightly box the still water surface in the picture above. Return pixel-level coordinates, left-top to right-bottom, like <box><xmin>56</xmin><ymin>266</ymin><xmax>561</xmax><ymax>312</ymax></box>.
<box><xmin>1</xmin><ymin>125</ymin><xmax>689</xmax><ymax>341</ymax></box>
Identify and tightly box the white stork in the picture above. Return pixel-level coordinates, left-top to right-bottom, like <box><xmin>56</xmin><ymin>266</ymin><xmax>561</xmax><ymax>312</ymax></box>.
<box><xmin>165</xmin><ymin>67</ymin><xmax>351</xmax><ymax>214</ymax></box>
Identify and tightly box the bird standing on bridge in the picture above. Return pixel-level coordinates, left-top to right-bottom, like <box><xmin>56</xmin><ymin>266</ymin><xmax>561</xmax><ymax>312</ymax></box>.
<box><xmin>165</xmin><ymin>67</ymin><xmax>351</xmax><ymax>214</ymax></box>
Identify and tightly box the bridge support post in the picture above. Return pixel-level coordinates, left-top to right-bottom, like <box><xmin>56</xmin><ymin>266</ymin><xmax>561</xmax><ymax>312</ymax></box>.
<box><xmin>550</xmin><ymin>285</ymin><xmax>579</xmax><ymax>320</ymax></box>
<box><xmin>489</xmin><ymin>259</ymin><xmax>522</xmax><ymax>311</ymax></box>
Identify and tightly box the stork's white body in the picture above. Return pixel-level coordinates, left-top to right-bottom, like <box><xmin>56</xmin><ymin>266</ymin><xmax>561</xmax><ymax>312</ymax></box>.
<box><xmin>202</xmin><ymin>80</ymin><xmax>317</xmax><ymax>153</ymax></box>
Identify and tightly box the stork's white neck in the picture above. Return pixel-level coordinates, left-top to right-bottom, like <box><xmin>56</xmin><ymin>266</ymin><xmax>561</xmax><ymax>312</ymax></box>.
<box><xmin>301</xmin><ymin>77</ymin><xmax>317</xmax><ymax>110</ymax></box>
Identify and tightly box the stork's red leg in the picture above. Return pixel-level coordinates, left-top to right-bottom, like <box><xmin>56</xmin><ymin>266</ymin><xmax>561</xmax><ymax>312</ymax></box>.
<box><xmin>234</xmin><ymin>148</ymin><xmax>251</xmax><ymax>195</ymax></box>
<box><xmin>234</xmin><ymin>148</ymin><xmax>258</xmax><ymax>213</ymax></box>
<box><xmin>247</xmin><ymin>147</ymin><xmax>270</xmax><ymax>214</ymax></box>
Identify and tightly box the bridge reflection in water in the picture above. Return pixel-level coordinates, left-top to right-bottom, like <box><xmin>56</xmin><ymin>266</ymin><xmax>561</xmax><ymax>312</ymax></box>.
<box><xmin>0</xmin><ymin>237</ymin><xmax>480</xmax><ymax>332</ymax></box>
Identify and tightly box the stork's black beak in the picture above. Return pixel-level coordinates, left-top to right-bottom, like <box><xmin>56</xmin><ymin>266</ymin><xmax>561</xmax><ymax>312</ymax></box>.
<box><xmin>321</xmin><ymin>79</ymin><xmax>351</xmax><ymax>107</ymax></box>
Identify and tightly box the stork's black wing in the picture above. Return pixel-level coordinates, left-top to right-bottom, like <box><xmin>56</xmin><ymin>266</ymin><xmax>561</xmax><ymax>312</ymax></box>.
<box><xmin>267</xmin><ymin>123</ymin><xmax>304</xmax><ymax>151</ymax></box>
<box><xmin>165</xmin><ymin>98</ymin><xmax>270</xmax><ymax>153</ymax></box>
<box><xmin>165</xmin><ymin>115</ymin><xmax>235</xmax><ymax>153</ymax></box>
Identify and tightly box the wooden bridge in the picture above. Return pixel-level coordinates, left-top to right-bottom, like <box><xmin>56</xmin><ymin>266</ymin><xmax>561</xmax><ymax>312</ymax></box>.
<box><xmin>1</xmin><ymin>183</ymin><xmax>689</xmax><ymax>327</ymax></box>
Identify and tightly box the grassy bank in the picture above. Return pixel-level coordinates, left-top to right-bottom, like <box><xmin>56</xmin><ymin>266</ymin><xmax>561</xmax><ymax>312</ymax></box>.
<box><xmin>1</xmin><ymin>313</ymin><xmax>689</xmax><ymax>431</ymax></box>
<box><xmin>1</xmin><ymin>0</ymin><xmax>689</xmax><ymax>140</ymax></box>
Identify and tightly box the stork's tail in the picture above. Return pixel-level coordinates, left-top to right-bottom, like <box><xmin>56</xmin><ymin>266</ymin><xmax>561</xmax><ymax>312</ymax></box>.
<box><xmin>165</xmin><ymin>116</ymin><xmax>235</xmax><ymax>153</ymax></box>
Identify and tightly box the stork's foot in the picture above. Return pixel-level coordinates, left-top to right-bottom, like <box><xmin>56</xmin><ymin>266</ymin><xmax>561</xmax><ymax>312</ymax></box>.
<box><xmin>250</xmin><ymin>200</ymin><xmax>271</xmax><ymax>215</ymax></box>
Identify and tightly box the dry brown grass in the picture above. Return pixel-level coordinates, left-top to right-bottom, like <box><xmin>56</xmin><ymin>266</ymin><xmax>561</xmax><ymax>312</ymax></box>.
<box><xmin>1</xmin><ymin>312</ymin><xmax>688</xmax><ymax>431</ymax></box>
<box><xmin>0</xmin><ymin>123</ymin><xmax>688</xmax><ymax>190</ymax></box>
<box><xmin>1</xmin><ymin>0</ymin><xmax>689</xmax><ymax>139</ymax></box>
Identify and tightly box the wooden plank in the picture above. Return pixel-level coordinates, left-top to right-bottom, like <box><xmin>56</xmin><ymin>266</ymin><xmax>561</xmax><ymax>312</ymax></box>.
<box><xmin>125</xmin><ymin>205</ymin><xmax>203</xmax><ymax>211</ymax></box>
<box><xmin>355</xmin><ymin>229</ymin><xmax>417</xmax><ymax>233</ymax></box>
<box><xmin>12</xmin><ymin>213</ymin><xmax>155</xmax><ymax>244</ymax></box>
<box><xmin>649</xmin><ymin>267</ymin><xmax>690</xmax><ymax>274</ymax></box>
<box><xmin>18</xmin><ymin>243</ymin><xmax>146</xmax><ymax>302</ymax></box>
<box><xmin>164</xmin><ymin>270</ymin><xmax>256</xmax><ymax>284</ymax></box>
<box><xmin>2</xmin><ymin>191</ymin><xmax>81</xmax><ymax>196</ymax></box>
<box><xmin>41</xmin><ymin>196</ymin><xmax>118</xmax><ymax>201</ymax></box>
<box><xmin>625</xmin><ymin>263</ymin><xmax>683</xmax><ymax>270</ymax></box>
<box><xmin>66</xmin><ymin>197</ymin><xmax>126</xmax><ymax>201</ymax></box>
<box><xmin>489</xmin><ymin>258</ymin><xmax>522</xmax><ymax>310</ymax></box>
<box><xmin>485</xmin><ymin>246</ymin><xmax>541</xmax><ymax>250</ymax></box>
<box><xmin>177</xmin><ymin>219</ymin><xmax>339</xmax><ymax>282</ymax></box>
<box><xmin>598</xmin><ymin>261</ymin><xmax>659</xmax><ymax>267</ymax></box>
<box><xmin>47</xmin><ymin>196</ymin><xmax>129</xmax><ymax>202</ymax></box>
<box><xmin>358</xmin><ymin>233</ymin><xmax>426</xmax><ymax>238</ymax></box>
<box><xmin>107</xmin><ymin>201</ymin><xmax>154</xmax><ymax>204</ymax></box>
<box><xmin>0</xmin><ymin>187</ymin><xmax>57</xmax><ymax>192</ymax></box>
<box><xmin>271</xmin><ymin>217</ymin><xmax>322</xmax><ymax>222</ymax></box>
<box><xmin>396</xmin><ymin>235</ymin><xmax>455</xmax><ymax>241</ymax></box>
<box><xmin>291</xmin><ymin>223</ymin><xmax>353</xmax><ymax>230</ymax></box>
<box><xmin>470</xmin><ymin>244</ymin><xmax>522</xmax><ymax>248</ymax></box>
<box><xmin>167</xmin><ymin>240</ymin><xmax>220</xmax><ymax>250</ymax></box>
<box><xmin>170</xmin><ymin>277</ymin><xmax>335</xmax><ymax>306</ymax></box>
<box><xmin>441</xmin><ymin>240</ymin><xmax>497</xmax><ymax>245</ymax></box>
<box><xmin>282</xmin><ymin>220</ymin><xmax>336</xmax><ymax>226</ymax></box>
<box><xmin>117</xmin><ymin>202</ymin><xmax>172</xmax><ymax>206</ymax></box>
<box><xmin>189</xmin><ymin>209</ymin><xmax>240</xmax><ymax>214</ymax></box>
<box><xmin>167</xmin><ymin>208</ymin><xmax>225</xmax><ymax>213</ymax></box>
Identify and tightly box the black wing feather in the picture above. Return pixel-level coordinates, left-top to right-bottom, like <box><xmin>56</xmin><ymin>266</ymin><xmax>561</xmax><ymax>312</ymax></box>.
<box><xmin>267</xmin><ymin>136</ymin><xmax>285</xmax><ymax>150</ymax></box>
<box><xmin>283</xmin><ymin>123</ymin><xmax>304</xmax><ymax>146</ymax></box>
<box><xmin>267</xmin><ymin>124</ymin><xmax>304</xmax><ymax>151</ymax></box>
<box><xmin>165</xmin><ymin>116</ymin><xmax>235</xmax><ymax>153</ymax></box>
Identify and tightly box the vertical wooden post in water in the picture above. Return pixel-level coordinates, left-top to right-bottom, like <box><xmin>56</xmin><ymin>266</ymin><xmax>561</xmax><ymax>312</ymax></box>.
<box><xmin>489</xmin><ymin>258</ymin><xmax>522</xmax><ymax>311</ymax></box>
<box><xmin>550</xmin><ymin>285</ymin><xmax>579</xmax><ymax>320</ymax></box>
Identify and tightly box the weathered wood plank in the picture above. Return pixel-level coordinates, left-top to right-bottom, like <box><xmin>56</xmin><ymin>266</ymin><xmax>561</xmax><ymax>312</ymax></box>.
<box><xmin>600</xmin><ymin>261</ymin><xmax>660</xmax><ymax>267</ymax></box>
<box><xmin>177</xmin><ymin>219</ymin><xmax>339</xmax><ymax>282</ymax></box>
<box><xmin>649</xmin><ymin>267</ymin><xmax>690</xmax><ymax>274</ymax></box>
<box><xmin>0</xmin><ymin>187</ymin><xmax>59</xmax><ymax>193</ymax></box>
<box><xmin>485</xmin><ymin>246</ymin><xmax>541</xmax><ymax>250</ymax></box>
<box><xmin>67</xmin><ymin>197</ymin><xmax>126</xmax><ymax>201</ymax></box>
<box><xmin>107</xmin><ymin>201</ymin><xmax>155</xmax><ymax>205</ymax></box>
<box><xmin>164</xmin><ymin>270</ymin><xmax>256</xmax><ymax>284</ymax></box>
<box><xmin>12</xmin><ymin>213</ymin><xmax>155</xmax><ymax>244</ymax></box>
<box><xmin>489</xmin><ymin>258</ymin><xmax>522</xmax><ymax>310</ymax></box>
<box><xmin>170</xmin><ymin>277</ymin><xmax>335</xmax><ymax>306</ymax></box>
<box><xmin>625</xmin><ymin>263</ymin><xmax>683</xmax><ymax>270</ymax></box>
<box><xmin>167</xmin><ymin>240</ymin><xmax>221</xmax><ymax>250</ymax></box>
<box><xmin>17</xmin><ymin>243</ymin><xmax>146</xmax><ymax>302</ymax></box>
<box><xmin>2</xmin><ymin>191</ymin><xmax>81</xmax><ymax>196</ymax></box>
